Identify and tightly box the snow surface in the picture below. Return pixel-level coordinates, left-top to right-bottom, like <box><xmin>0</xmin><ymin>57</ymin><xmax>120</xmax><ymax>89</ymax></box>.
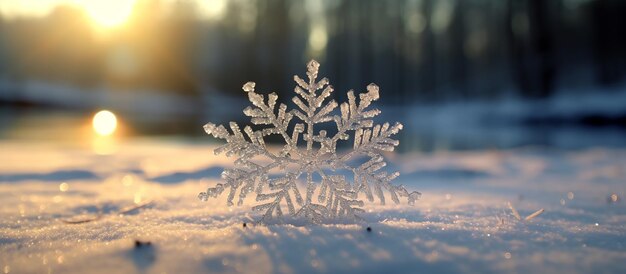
<box><xmin>1</xmin><ymin>140</ymin><xmax>625</xmax><ymax>274</ymax></box>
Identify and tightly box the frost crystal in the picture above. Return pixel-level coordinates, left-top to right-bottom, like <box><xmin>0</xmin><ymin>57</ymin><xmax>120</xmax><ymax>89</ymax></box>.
<box><xmin>199</xmin><ymin>60</ymin><xmax>420</xmax><ymax>223</ymax></box>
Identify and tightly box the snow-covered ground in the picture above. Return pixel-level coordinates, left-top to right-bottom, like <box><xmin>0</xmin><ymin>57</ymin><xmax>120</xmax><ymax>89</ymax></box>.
<box><xmin>1</xmin><ymin>139</ymin><xmax>625</xmax><ymax>274</ymax></box>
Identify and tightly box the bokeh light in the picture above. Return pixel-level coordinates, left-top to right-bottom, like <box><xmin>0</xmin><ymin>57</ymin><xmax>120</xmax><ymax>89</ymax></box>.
<box><xmin>59</xmin><ymin>182</ymin><xmax>69</xmax><ymax>192</ymax></box>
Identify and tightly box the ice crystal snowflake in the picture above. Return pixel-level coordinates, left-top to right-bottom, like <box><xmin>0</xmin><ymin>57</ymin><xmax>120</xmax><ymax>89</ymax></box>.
<box><xmin>198</xmin><ymin>60</ymin><xmax>420</xmax><ymax>223</ymax></box>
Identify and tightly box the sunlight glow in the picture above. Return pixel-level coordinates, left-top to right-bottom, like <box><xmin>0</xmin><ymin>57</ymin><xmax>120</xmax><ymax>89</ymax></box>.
<box><xmin>93</xmin><ymin>110</ymin><xmax>118</xmax><ymax>136</ymax></box>
<box><xmin>78</xmin><ymin>0</ymin><xmax>136</xmax><ymax>28</ymax></box>
<box><xmin>197</xmin><ymin>0</ymin><xmax>227</xmax><ymax>20</ymax></box>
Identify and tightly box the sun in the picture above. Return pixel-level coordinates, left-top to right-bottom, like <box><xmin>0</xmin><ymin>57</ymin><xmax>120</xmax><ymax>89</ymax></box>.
<box><xmin>93</xmin><ymin>110</ymin><xmax>118</xmax><ymax>136</ymax></box>
<box><xmin>78</xmin><ymin>0</ymin><xmax>136</xmax><ymax>28</ymax></box>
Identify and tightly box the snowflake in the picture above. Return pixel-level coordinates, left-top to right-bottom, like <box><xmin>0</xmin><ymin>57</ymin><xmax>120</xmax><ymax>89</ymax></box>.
<box><xmin>198</xmin><ymin>60</ymin><xmax>420</xmax><ymax>223</ymax></box>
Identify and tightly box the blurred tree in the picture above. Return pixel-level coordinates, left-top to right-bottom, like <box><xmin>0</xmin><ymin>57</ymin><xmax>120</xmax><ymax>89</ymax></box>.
<box><xmin>591</xmin><ymin>0</ymin><xmax>626</xmax><ymax>86</ymax></box>
<box><xmin>5</xmin><ymin>5</ymin><xmax>103</xmax><ymax>86</ymax></box>
<box><xmin>0</xmin><ymin>0</ymin><xmax>624</xmax><ymax>103</ymax></box>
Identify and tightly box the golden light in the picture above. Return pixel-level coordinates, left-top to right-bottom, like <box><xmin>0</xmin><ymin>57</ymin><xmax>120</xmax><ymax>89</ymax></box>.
<box><xmin>78</xmin><ymin>0</ymin><xmax>136</xmax><ymax>28</ymax></box>
<box><xmin>92</xmin><ymin>110</ymin><xmax>118</xmax><ymax>136</ymax></box>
